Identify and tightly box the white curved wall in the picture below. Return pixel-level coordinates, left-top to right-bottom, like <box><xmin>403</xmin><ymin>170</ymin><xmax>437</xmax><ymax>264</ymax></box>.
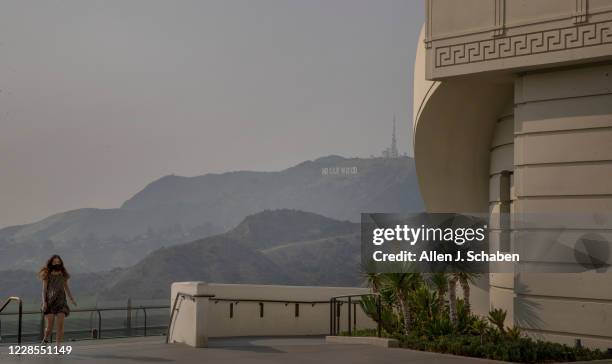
<box><xmin>412</xmin><ymin>24</ymin><xmax>514</xmax><ymax>318</ymax></box>
<box><xmin>412</xmin><ymin>23</ymin><xmax>513</xmax><ymax>214</ymax></box>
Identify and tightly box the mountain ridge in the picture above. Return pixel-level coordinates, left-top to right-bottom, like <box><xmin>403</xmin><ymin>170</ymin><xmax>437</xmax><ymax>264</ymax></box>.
<box><xmin>101</xmin><ymin>209</ymin><xmax>364</xmax><ymax>299</ymax></box>
<box><xmin>0</xmin><ymin>156</ymin><xmax>422</xmax><ymax>272</ymax></box>
<box><xmin>0</xmin><ymin>209</ymin><xmax>365</xmax><ymax>300</ymax></box>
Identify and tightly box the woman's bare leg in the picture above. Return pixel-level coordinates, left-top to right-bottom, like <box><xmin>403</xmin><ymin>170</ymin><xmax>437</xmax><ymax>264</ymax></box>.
<box><xmin>44</xmin><ymin>314</ymin><xmax>55</xmax><ymax>342</ymax></box>
<box><xmin>55</xmin><ymin>313</ymin><xmax>65</xmax><ymax>345</ymax></box>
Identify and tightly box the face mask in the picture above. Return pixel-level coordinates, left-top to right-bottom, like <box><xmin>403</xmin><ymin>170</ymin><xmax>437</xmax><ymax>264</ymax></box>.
<box><xmin>51</xmin><ymin>264</ymin><xmax>62</xmax><ymax>271</ymax></box>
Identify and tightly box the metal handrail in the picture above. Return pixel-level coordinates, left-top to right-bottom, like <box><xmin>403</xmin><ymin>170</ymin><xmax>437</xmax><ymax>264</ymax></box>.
<box><xmin>1</xmin><ymin>302</ymin><xmax>169</xmax><ymax>343</ymax></box>
<box><xmin>328</xmin><ymin>294</ymin><xmax>375</xmax><ymax>300</ymax></box>
<box><xmin>84</xmin><ymin>305</ymin><xmax>168</xmax><ymax>340</ymax></box>
<box><xmin>134</xmin><ymin>306</ymin><xmax>149</xmax><ymax>337</ymax></box>
<box><xmin>0</xmin><ymin>305</ymin><xmax>169</xmax><ymax>316</ymax></box>
<box><xmin>0</xmin><ymin>297</ymin><xmax>23</xmax><ymax>344</ymax></box>
<box><xmin>211</xmin><ymin>298</ymin><xmax>328</xmax><ymax>305</ymax></box>
<box><xmin>141</xmin><ymin>307</ymin><xmax>148</xmax><ymax>337</ymax></box>
<box><xmin>329</xmin><ymin>293</ymin><xmax>381</xmax><ymax>338</ymax></box>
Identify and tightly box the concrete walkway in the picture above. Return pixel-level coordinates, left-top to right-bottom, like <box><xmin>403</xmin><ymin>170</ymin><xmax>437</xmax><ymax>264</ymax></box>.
<box><xmin>1</xmin><ymin>336</ymin><xmax>511</xmax><ymax>363</ymax></box>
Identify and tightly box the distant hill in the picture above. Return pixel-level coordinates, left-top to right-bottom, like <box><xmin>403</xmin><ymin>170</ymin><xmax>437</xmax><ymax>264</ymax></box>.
<box><xmin>225</xmin><ymin>209</ymin><xmax>357</xmax><ymax>249</ymax></box>
<box><xmin>0</xmin><ymin>156</ymin><xmax>422</xmax><ymax>272</ymax></box>
<box><xmin>121</xmin><ymin>156</ymin><xmax>423</xmax><ymax>230</ymax></box>
<box><xmin>263</xmin><ymin>233</ymin><xmax>362</xmax><ymax>287</ymax></box>
<box><xmin>0</xmin><ymin>210</ymin><xmax>366</xmax><ymax>301</ymax></box>
<box><xmin>100</xmin><ymin>210</ymin><xmax>362</xmax><ymax>299</ymax></box>
<box><xmin>0</xmin><ymin>269</ymin><xmax>121</xmax><ymax>302</ymax></box>
<box><xmin>0</xmin><ymin>217</ymin><xmax>219</xmax><ymax>273</ymax></box>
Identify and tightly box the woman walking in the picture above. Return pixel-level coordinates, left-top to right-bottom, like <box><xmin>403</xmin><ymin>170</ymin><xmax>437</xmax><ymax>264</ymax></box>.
<box><xmin>38</xmin><ymin>255</ymin><xmax>77</xmax><ymax>345</ymax></box>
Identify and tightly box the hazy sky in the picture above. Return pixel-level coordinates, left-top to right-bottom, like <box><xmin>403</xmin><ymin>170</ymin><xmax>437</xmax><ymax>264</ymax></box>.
<box><xmin>0</xmin><ymin>0</ymin><xmax>424</xmax><ymax>228</ymax></box>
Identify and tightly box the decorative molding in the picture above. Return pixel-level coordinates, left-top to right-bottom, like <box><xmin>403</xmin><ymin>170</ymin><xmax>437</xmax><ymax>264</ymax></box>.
<box><xmin>435</xmin><ymin>19</ymin><xmax>612</xmax><ymax>68</ymax></box>
<box><xmin>494</xmin><ymin>0</ymin><xmax>506</xmax><ymax>37</ymax></box>
<box><xmin>574</xmin><ymin>0</ymin><xmax>589</xmax><ymax>24</ymax></box>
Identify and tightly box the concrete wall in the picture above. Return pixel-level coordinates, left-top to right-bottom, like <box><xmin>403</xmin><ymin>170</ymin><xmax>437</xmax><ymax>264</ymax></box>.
<box><xmin>488</xmin><ymin>102</ymin><xmax>516</xmax><ymax>327</ymax></box>
<box><xmin>511</xmin><ymin>64</ymin><xmax>612</xmax><ymax>349</ymax></box>
<box><xmin>169</xmin><ymin>282</ymin><xmax>210</xmax><ymax>347</ymax></box>
<box><xmin>168</xmin><ymin>282</ymin><xmax>376</xmax><ymax>347</ymax></box>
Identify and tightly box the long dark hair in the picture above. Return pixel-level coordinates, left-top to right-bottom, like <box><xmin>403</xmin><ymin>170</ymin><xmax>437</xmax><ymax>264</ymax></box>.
<box><xmin>38</xmin><ymin>254</ymin><xmax>70</xmax><ymax>280</ymax></box>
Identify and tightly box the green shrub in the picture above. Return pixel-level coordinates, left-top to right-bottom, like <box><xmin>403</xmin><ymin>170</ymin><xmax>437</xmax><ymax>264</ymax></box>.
<box><xmin>488</xmin><ymin>307</ymin><xmax>507</xmax><ymax>334</ymax></box>
<box><xmin>455</xmin><ymin>299</ymin><xmax>476</xmax><ymax>334</ymax></box>
<box><xmin>394</xmin><ymin>333</ymin><xmax>611</xmax><ymax>363</ymax></box>
<box><xmin>359</xmin><ymin>294</ymin><xmax>400</xmax><ymax>334</ymax></box>
<box><xmin>360</xmin><ymin>273</ymin><xmax>610</xmax><ymax>363</ymax></box>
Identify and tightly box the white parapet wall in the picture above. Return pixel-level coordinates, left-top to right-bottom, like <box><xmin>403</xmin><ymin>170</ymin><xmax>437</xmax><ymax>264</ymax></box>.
<box><xmin>168</xmin><ymin>281</ymin><xmax>211</xmax><ymax>347</ymax></box>
<box><xmin>168</xmin><ymin>282</ymin><xmax>376</xmax><ymax>348</ymax></box>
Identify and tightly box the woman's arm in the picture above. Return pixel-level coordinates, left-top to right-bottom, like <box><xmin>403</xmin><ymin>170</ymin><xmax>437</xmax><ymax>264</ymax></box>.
<box><xmin>64</xmin><ymin>279</ymin><xmax>77</xmax><ymax>306</ymax></box>
<box><xmin>42</xmin><ymin>278</ymin><xmax>48</xmax><ymax>311</ymax></box>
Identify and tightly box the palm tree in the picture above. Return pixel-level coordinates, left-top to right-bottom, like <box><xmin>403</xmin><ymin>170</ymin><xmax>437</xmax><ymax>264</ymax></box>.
<box><xmin>455</xmin><ymin>272</ymin><xmax>480</xmax><ymax>313</ymax></box>
<box><xmin>380</xmin><ymin>272</ymin><xmax>421</xmax><ymax>335</ymax></box>
<box><xmin>363</xmin><ymin>271</ymin><xmax>382</xmax><ymax>293</ymax></box>
<box><xmin>430</xmin><ymin>273</ymin><xmax>448</xmax><ymax>309</ymax></box>
<box><xmin>359</xmin><ymin>294</ymin><xmax>399</xmax><ymax>334</ymax></box>
<box><xmin>471</xmin><ymin>317</ymin><xmax>488</xmax><ymax>344</ymax></box>
<box><xmin>448</xmin><ymin>274</ymin><xmax>459</xmax><ymax>324</ymax></box>
<box><xmin>447</xmin><ymin>271</ymin><xmax>481</xmax><ymax>324</ymax></box>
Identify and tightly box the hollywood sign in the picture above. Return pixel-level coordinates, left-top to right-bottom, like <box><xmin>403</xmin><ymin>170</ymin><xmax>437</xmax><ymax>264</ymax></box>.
<box><xmin>321</xmin><ymin>166</ymin><xmax>358</xmax><ymax>176</ymax></box>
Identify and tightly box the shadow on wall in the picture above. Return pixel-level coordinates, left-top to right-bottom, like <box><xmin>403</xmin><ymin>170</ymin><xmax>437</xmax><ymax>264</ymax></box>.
<box><xmin>514</xmin><ymin>279</ymin><xmax>544</xmax><ymax>337</ymax></box>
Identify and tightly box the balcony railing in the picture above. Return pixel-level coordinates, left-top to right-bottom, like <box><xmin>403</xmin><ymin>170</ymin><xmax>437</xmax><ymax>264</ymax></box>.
<box><xmin>329</xmin><ymin>294</ymin><xmax>381</xmax><ymax>337</ymax></box>
<box><xmin>2</xmin><ymin>291</ymin><xmax>380</xmax><ymax>344</ymax></box>
<box><xmin>0</xmin><ymin>297</ymin><xmax>22</xmax><ymax>344</ymax></box>
<box><xmin>0</xmin><ymin>298</ymin><xmax>169</xmax><ymax>344</ymax></box>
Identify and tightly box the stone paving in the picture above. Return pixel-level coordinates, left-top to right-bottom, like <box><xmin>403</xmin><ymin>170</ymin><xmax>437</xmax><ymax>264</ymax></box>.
<box><xmin>0</xmin><ymin>335</ymin><xmax>573</xmax><ymax>364</ymax></box>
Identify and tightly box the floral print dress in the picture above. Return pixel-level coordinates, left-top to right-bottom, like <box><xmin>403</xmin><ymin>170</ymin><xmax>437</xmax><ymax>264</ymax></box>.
<box><xmin>44</xmin><ymin>273</ymin><xmax>70</xmax><ymax>317</ymax></box>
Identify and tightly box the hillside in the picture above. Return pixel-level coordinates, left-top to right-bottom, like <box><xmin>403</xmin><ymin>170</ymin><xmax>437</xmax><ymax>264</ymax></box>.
<box><xmin>0</xmin><ymin>269</ymin><xmax>121</xmax><ymax>302</ymax></box>
<box><xmin>0</xmin><ymin>210</ymin><xmax>368</xmax><ymax>301</ymax></box>
<box><xmin>0</xmin><ymin>156</ymin><xmax>422</xmax><ymax>272</ymax></box>
<box><xmin>0</xmin><ymin>217</ymin><xmax>218</xmax><ymax>273</ymax></box>
<box><xmin>226</xmin><ymin>209</ymin><xmax>357</xmax><ymax>249</ymax></box>
<box><xmin>121</xmin><ymin>156</ymin><xmax>423</xmax><ymax>229</ymax></box>
<box><xmin>263</xmin><ymin>233</ymin><xmax>362</xmax><ymax>287</ymax></box>
<box><xmin>99</xmin><ymin>210</ymin><xmax>362</xmax><ymax>299</ymax></box>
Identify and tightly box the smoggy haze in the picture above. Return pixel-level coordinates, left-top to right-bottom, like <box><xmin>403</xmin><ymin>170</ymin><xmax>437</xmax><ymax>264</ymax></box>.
<box><xmin>0</xmin><ymin>0</ymin><xmax>423</xmax><ymax>228</ymax></box>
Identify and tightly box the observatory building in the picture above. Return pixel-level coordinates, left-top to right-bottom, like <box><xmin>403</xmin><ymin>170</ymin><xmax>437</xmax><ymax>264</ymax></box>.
<box><xmin>413</xmin><ymin>0</ymin><xmax>612</xmax><ymax>349</ymax></box>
